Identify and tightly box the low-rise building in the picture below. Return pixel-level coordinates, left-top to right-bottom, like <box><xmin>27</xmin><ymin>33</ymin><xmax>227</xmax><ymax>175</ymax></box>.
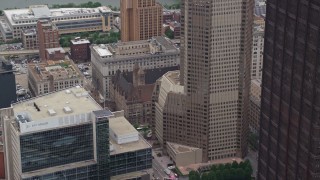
<box><xmin>28</xmin><ymin>60</ymin><xmax>83</xmax><ymax>96</ymax></box>
<box><xmin>45</xmin><ymin>47</ymin><xmax>65</xmax><ymax>61</ymax></box>
<box><xmin>0</xmin><ymin>5</ymin><xmax>114</xmax><ymax>41</ymax></box>
<box><xmin>162</xmin><ymin>10</ymin><xmax>181</xmax><ymax>23</ymax></box>
<box><xmin>169</xmin><ymin>21</ymin><xmax>181</xmax><ymax>39</ymax></box>
<box><xmin>91</xmin><ymin>36</ymin><xmax>180</xmax><ymax>100</ymax></box>
<box><xmin>109</xmin><ymin>111</ymin><xmax>152</xmax><ymax>179</ymax></box>
<box><xmin>167</xmin><ymin>142</ymin><xmax>202</xmax><ymax>167</ymax></box>
<box><xmin>110</xmin><ymin>65</ymin><xmax>179</xmax><ymax>125</ymax></box>
<box><xmin>70</xmin><ymin>38</ymin><xmax>91</xmax><ymax>63</ymax></box>
<box><xmin>21</xmin><ymin>29</ymin><xmax>38</xmax><ymax>50</ymax></box>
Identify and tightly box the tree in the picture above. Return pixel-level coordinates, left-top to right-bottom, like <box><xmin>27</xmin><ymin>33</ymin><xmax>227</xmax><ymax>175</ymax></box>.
<box><xmin>165</xmin><ymin>29</ymin><xmax>174</xmax><ymax>39</ymax></box>
<box><xmin>189</xmin><ymin>171</ymin><xmax>200</xmax><ymax>180</ymax></box>
<box><xmin>0</xmin><ymin>10</ymin><xmax>3</xmax><ymax>16</ymax></box>
<box><xmin>231</xmin><ymin>161</ymin><xmax>239</xmax><ymax>169</ymax></box>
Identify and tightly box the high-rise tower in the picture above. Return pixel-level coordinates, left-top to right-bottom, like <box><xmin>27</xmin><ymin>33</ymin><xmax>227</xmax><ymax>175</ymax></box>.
<box><xmin>154</xmin><ymin>0</ymin><xmax>254</xmax><ymax>162</ymax></box>
<box><xmin>258</xmin><ymin>1</ymin><xmax>320</xmax><ymax>179</ymax></box>
<box><xmin>120</xmin><ymin>0</ymin><xmax>162</xmax><ymax>42</ymax></box>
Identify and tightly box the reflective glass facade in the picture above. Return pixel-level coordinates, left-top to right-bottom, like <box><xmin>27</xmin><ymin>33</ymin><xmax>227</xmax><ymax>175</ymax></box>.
<box><xmin>20</xmin><ymin>110</ymin><xmax>111</xmax><ymax>180</ymax></box>
<box><xmin>20</xmin><ymin>124</ymin><xmax>94</xmax><ymax>172</ymax></box>
<box><xmin>23</xmin><ymin>165</ymin><xmax>99</xmax><ymax>180</ymax></box>
<box><xmin>110</xmin><ymin>148</ymin><xmax>152</xmax><ymax>176</ymax></box>
<box><xmin>258</xmin><ymin>0</ymin><xmax>320</xmax><ymax>179</ymax></box>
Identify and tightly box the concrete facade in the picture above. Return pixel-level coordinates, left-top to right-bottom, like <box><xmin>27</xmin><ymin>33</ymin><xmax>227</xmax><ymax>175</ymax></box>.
<box><xmin>28</xmin><ymin>60</ymin><xmax>83</xmax><ymax>96</ymax></box>
<box><xmin>120</xmin><ymin>0</ymin><xmax>162</xmax><ymax>42</ymax></box>
<box><xmin>37</xmin><ymin>19</ymin><xmax>60</xmax><ymax>61</ymax></box>
<box><xmin>167</xmin><ymin>142</ymin><xmax>202</xmax><ymax>167</ymax></box>
<box><xmin>154</xmin><ymin>0</ymin><xmax>254</xmax><ymax>162</ymax></box>
<box><xmin>91</xmin><ymin>36</ymin><xmax>179</xmax><ymax>100</ymax></box>
<box><xmin>251</xmin><ymin>17</ymin><xmax>265</xmax><ymax>80</ymax></box>
<box><xmin>0</xmin><ymin>5</ymin><xmax>114</xmax><ymax>41</ymax></box>
<box><xmin>21</xmin><ymin>29</ymin><xmax>38</xmax><ymax>50</ymax></box>
<box><xmin>249</xmin><ymin>80</ymin><xmax>261</xmax><ymax>133</ymax></box>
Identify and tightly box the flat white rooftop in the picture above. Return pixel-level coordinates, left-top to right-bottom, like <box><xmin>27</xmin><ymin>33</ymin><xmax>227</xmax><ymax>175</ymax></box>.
<box><xmin>109</xmin><ymin>113</ymin><xmax>151</xmax><ymax>155</ymax></box>
<box><xmin>93</xmin><ymin>45</ymin><xmax>113</xmax><ymax>57</ymax></box>
<box><xmin>13</xmin><ymin>87</ymin><xmax>101</xmax><ymax>122</ymax></box>
<box><xmin>109</xmin><ymin>115</ymin><xmax>137</xmax><ymax>137</ymax></box>
<box><xmin>3</xmin><ymin>5</ymin><xmax>102</xmax><ymax>26</ymax></box>
<box><xmin>71</xmin><ymin>39</ymin><xmax>90</xmax><ymax>45</ymax></box>
<box><xmin>110</xmin><ymin>135</ymin><xmax>151</xmax><ymax>155</ymax></box>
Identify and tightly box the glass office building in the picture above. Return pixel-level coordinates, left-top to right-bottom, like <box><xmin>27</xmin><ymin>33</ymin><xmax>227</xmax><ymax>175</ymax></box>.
<box><xmin>2</xmin><ymin>87</ymin><xmax>111</xmax><ymax>180</ymax></box>
<box><xmin>258</xmin><ymin>0</ymin><xmax>320</xmax><ymax>179</ymax></box>
<box><xmin>110</xmin><ymin>148</ymin><xmax>152</xmax><ymax>176</ymax></box>
<box><xmin>2</xmin><ymin>87</ymin><xmax>152</xmax><ymax>180</ymax></box>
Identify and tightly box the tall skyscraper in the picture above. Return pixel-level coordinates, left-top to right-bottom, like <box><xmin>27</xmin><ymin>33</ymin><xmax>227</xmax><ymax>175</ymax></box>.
<box><xmin>37</xmin><ymin>19</ymin><xmax>60</xmax><ymax>61</ymax></box>
<box><xmin>154</xmin><ymin>0</ymin><xmax>254</xmax><ymax>162</ymax></box>
<box><xmin>258</xmin><ymin>1</ymin><xmax>320</xmax><ymax>179</ymax></box>
<box><xmin>120</xmin><ymin>0</ymin><xmax>162</xmax><ymax>42</ymax></box>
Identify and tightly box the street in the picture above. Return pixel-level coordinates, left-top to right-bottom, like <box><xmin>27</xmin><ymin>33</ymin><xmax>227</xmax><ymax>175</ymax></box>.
<box><xmin>245</xmin><ymin>149</ymin><xmax>258</xmax><ymax>178</ymax></box>
<box><xmin>153</xmin><ymin>159</ymin><xmax>169</xmax><ymax>180</ymax></box>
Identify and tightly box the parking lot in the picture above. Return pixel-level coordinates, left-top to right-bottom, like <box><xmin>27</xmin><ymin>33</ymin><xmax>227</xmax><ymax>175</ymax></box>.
<box><xmin>0</xmin><ymin>43</ymin><xmax>24</xmax><ymax>51</ymax></box>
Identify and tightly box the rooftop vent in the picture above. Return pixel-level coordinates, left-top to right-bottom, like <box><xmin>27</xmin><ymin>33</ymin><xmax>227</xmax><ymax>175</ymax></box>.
<box><xmin>16</xmin><ymin>114</ymin><xmax>30</xmax><ymax>123</ymax></box>
<box><xmin>34</xmin><ymin>102</ymin><xmax>40</xmax><ymax>111</ymax></box>
<box><xmin>47</xmin><ymin>109</ymin><xmax>56</xmax><ymax>116</ymax></box>
<box><xmin>63</xmin><ymin>106</ymin><xmax>73</xmax><ymax>114</ymax></box>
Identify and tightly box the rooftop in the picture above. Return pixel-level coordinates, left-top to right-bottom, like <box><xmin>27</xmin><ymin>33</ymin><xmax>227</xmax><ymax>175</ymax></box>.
<box><xmin>93</xmin><ymin>44</ymin><xmax>113</xmax><ymax>57</ymax></box>
<box><xmin>92</xmin><ymin>36</ymin><xmax>179</xmax><ymax>60</ymax></box>
<box><xmin>0</xmin><ymin>60</ymin><xmax>14</xmax><ymax>74</ymax></box>
<box><xmin>110</xmin><ymin>135</ymin><xmax>151</xmax><ymax>155</ymax></box>
<box><xmin>109</xmin><ymin>113</ymin><xmax>151</xmax><ymax>155</ymax></box>
<box><xmin>166</xmin><ymin>70</ymin><xmax>181</xmax><ymax>85</ymax></box>
<box><xmin>46</xmin><ymin>47</ymin><xmax>66</xmax><ymax>54</ymax></box>
<box><xmin>28</xmin><ymin>60</ymin><xmax>82</xmax><ymax>82</ymax></box>
<box><xmin>3</xmin><ymin>5</ymin><xmax>106</xmax><ymax>26</ymax></box>
<box><xmin>13</xmin><ymin>87</ymin><xmax>101</xmax><ymax>122</ymax></box>
<box><xmin>22</xmin><ymin>28</ymin><xmax>37</xmax><ymax>35</ymax></box>
<box><xmin>167</xmin><ymin>142</ymin><xmax>202</xmax><ymax>154</ymax></box>
<box><xmin>109</xmin><ymin>114</ymin><xmax>137</xmax><ymax>138</ymax></box>
<box><xmin>71</xmin><ymin>38</ymin><xmax>90</xmax><ymax>45</ymax></box>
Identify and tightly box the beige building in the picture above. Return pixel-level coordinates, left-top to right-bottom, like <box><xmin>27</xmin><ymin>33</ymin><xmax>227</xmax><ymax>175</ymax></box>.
<box><xmin>110</xmin><ymin>65</ymin><xmax>178</xmax><ymax>125</ymax></box>
<box><xmin>91</xmin><ymin>36</ymin><xmax>180</xmax><ymax>100</ymax></box>
<box><xmin>153</xmin><ymin>71</ymin><xmax>184</xmax><ymax>148</ymax></box>
<box><xmin>154</xmin><ymin>0</ymin><xmax>254</xmax><ymax>162</ymax></box>
<box><xmin>249</xmin><ymin>80</ymin><xmax>261</xmax><ymax>133</ymax></box>
<box><xmin>251</xmin><ymin>18</ymin><xmax>265</xmax><ymax>80</ymax></box>
<box><xmin>120</xmin><ymin>0</ymin><xmax>163</xmax><ymax>42</ymax></box>
<box><xmin>0</xmin><ymin>5</ymin><xmax>114</xmax><ymax>41</ymax></box>
<box><xmin>28</xmin><ymin>60</ymin><xmax>83</xmax><ymax>96</ymax></box>
<box><xmin>21</xmin><ymin>29</ymin><xmax>38</xmax><ymax>50</ymax></box>
<box><xmin>167</xmin><ymin>142</ymin><xmax>202</xmax><ymax>167</ymax></box>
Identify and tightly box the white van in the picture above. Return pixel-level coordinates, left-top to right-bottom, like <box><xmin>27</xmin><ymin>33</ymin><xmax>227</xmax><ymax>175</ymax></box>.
<box><xmin>164</xmin><ymin>169</ymin><xmax>171</xmax><ymax>175</ymax></box>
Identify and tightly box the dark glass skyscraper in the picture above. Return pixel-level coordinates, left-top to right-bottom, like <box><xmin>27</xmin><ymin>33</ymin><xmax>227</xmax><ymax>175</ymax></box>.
<box><xmin>258</xmin><ymin>0</ymin><xmax>320</xmax><ymax>179</ymax></box>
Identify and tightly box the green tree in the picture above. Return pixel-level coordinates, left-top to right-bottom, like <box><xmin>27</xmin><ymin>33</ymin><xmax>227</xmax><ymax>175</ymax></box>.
<box><xmin>165</xmin><ymin>28</ymin><xmax>174</xmax><ymax>39</ymax></box>
<box><xmin>208</xmin><ymin>171</ymin><xmax>217</xmax><ymax>180</ymax></box>
<box><xmin>189</xmin><ymin>171</ymin><xmax>200</xmax><ymax>180</ymax></box>
<box><xmin>231</xmin><ymin>161</ymin><xmax>239</xmax><ymax>169</ymax></box>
